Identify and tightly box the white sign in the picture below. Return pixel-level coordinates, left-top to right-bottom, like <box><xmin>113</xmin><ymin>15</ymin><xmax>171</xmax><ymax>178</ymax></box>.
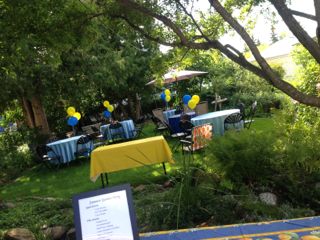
<box><xmin>73</xmin><ymin>185</ymin><xmax>138</xmax><ymax>240</ymax></box>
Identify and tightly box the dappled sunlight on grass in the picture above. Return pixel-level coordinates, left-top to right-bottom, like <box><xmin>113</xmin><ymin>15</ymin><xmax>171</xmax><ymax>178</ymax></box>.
<box><xmin>31</xmin><ymin>188</ymin><xmax>40</xmax><ymax>193</ymax></box>
<box><xmin>151</xmin><ymin>170</ymin><xmax>162</xmax><ymax>177</ymax></box>
<box><xmin>15</xmin><ymin>176</ymin><xmax>30</xmax><ymax>183</ymax></box>
<box><xmin>0</xmin><ymin>119</ymin><xmax>275</xmax><ymax>200</ymax></box>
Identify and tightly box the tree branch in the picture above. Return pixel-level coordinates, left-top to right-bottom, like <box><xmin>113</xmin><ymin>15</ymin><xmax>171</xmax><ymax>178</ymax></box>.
<box><xmin>117</xmin><ymin>0</ymin><xmax>268</xmax><ymax>80</ymax></box>
<box><xmin>174</xmin><ymin>0</ymin><xmax>211</xmax><ymax>42</ymax></box>
<box><xmin>271</xmin><ymin>0</ymin><xmax>320</xmax><ymax>63</ymax></box>
<box><xmin>289</xmin><ymin>9</ymin><xmax>316</xmax><ymax>21</ymax></box>
<box><xmin>116</xmin><ymin>0</ymin><xmax>320</xmax><ymax>107</ymax></box>
<box><xmin>209</xmin><ymin>0</ymin><xmax>320</xmax><ymax>107</ymax></box>
<box><xmin>118</xmin><ymin>0</ymin><xmax>189</xmax><ymax>45</ymax></box>
<box><xmin>313</xmin><ymin>0</ymin><xmax>320</xmax><ymax>44</ymax></box>
<box><xmin>112</xmin><ymin>14</ymin><xmax>182</xmax><ymax>47</ymax></box>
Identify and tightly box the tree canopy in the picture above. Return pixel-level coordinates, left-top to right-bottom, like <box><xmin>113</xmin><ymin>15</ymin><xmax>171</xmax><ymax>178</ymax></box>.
<box><xmin>105</xmin><ymin>0</ymin><xmax>320</xmax><ymax>107</ymax></box>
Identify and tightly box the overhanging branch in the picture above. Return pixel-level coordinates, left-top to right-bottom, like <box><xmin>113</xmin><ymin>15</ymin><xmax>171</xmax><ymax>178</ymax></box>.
<box><xmin>112</xmin><ymin>15</ymin><xmax>182</xmax><ymax>47</ymax></box>
<box><xmin>271</xmin><ymin>0</ymin><xmax>320</xmax><ymax>63</ymax></box>
<box><xmin>290</xmin><ymin>9</ymin><xmax>317</xmax><ymax>21</ymax></box>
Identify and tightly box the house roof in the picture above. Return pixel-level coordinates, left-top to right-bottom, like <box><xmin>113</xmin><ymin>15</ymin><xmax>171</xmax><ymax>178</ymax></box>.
<box><xmin>247</xmin><ymin>37</ymin><xmax>299</xmax><ymax>62</ymax></box>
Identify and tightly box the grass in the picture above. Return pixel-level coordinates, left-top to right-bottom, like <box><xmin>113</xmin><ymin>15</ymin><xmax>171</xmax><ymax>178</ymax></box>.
<box><xmin>0</xmin><ymin>116</ymin><xmax>282</xmax><ymax>237</ymax></box>
<box><xmin>0</xmin><ymin>117</ymin><xmax>274</xmax><ymax>201</ymax></box>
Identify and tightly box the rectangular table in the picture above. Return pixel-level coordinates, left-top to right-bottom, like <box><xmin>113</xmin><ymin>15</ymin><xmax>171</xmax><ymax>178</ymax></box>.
<box><xmin>90</xmin><ymin>136</ymin><xmax>174</xmax><ymax>183</ymax></box>
<box><xmin>140</xmin><ymin>216</ymin><xmax>320</xmax><ymax>240</ymax></box>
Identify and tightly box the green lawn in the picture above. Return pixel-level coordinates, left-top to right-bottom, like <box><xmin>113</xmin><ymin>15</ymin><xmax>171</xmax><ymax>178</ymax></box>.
<box><xmin>0</xmin><ymin>117</ymin><xmax>274</xmax><ymax>200</ymax></box>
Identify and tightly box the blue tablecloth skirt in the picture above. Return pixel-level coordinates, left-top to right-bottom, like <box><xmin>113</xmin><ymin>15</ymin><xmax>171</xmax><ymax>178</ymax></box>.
<box><xmin>163</xmin><ymin>109</ymin><xmax>176</xmax><ymax>123</ymax></box>
<box><xmin>47</xmin><ymin>135</ymin><xmax>93</xmax><ymax>164</ymax></box>
<box><xmin>100</xmin><ymin>120</ymin><xmax>135</xmax><ymax>141</ymax></box>
<box><xmin>168</xmin><ymin>112</ymin><xmax>196</xmax><ymax>134</ymax></box>
<box><xmin>191</xmin><ymin>109</ymin><xmax>241</xmax><ymax>136</ymax></box>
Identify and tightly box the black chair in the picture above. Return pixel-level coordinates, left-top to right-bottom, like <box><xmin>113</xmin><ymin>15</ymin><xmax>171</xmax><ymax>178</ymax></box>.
<box><xmin>74</xmin><ymin>135</ymin><xmax>92</xmax><ymax>159</ymax></box>
<box><xmin>237</xmin><ymin>102</ymin><xmax>246</xmax><ymax>119</ymax></box>
<box><xmin>179</xmin><ymin>120</ymin><xmax>194</xmax><ymax>137</ymax></box>
<box><xmin>163</xmin><ymin>121</ymin><xmax>187</xmax><ymax>151</ymax></box>
<box><xmin>245</xmin><ymin>101</ymin><xmax>257</xmax><ymax>129</ymax></box>
<box><xmin>151</xmin><ymin>116</ymin><xmax>168</xmax><ymax>135</ymax></box>
<box><xmin>109</xmin><ymin>122</ymin><xmax>125</xmax><ymax>143</ymax></box>
<box><xmin>36</xmin><ymin>145</ymin><xmax>61</xmax><ymax>169</ymax></box>
<box><xmin>224</xmin><ymin>112</ymin><xmax>244</xmax><ymax>131</ymax></box>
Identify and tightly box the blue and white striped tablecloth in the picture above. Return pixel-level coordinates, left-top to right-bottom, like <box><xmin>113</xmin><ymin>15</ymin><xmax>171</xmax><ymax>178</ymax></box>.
<box><xmin>100</xmin><ymin>119</ymin><xmax>135</xmax><ymax>141</ymax></box>
<box><xmin>47</xmin><ymin>135</ymin><xmax>93</xmax><ymax>164</ymax></box>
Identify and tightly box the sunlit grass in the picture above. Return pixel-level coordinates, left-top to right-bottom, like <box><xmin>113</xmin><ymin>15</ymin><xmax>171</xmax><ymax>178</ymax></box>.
<box><xmin>0</xmin><ymin>117</ymin><xmax>274</xmax><ymax>200</ymax></box>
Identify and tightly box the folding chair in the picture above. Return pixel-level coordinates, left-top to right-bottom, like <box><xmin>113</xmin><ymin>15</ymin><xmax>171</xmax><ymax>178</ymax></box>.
<box><xmin>36</xmin><ymin>145</ymin><xmax>62</xmax><ymax>169</ymax></box>
<box><xmin>180</xmin><ymin>124</ymin><xmax>213</xmax><ymax>154</ymax></box>
<box><xmin>109</xmin><ymin>122</ymin><xmax>125</xmax><ymax>143</ymax></box>
<box><xmin>152</xmin><ymin>108</ymin><xmax>166</xmax><ymax>123</ymax></box>
<box><xmin>245</xmin><ymin>101</ymin><xmax>257</xmax><ymax>129</ymax></box>
<box><xmin>74</xmin><ymin>135</ymin><xmax>92</xmax><ymax>159</ymax></box>
<box><xmin>224</xmin><ymin>112</ymin><xmax>244</xmax><ymax>131</ymax></box>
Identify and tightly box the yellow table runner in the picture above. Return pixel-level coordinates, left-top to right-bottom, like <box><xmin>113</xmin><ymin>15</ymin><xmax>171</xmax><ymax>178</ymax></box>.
<box><xmin>90</xmin><ymin>136</ymin><xmax>174</xmax><ymax>182</ymax></box>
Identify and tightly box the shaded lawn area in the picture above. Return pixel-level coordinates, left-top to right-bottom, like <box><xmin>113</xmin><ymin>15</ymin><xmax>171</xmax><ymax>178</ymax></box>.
<box><xmin>0</xmin><ymin>117</ymin><xmax>274</xmax><ymax>200</ymax></box>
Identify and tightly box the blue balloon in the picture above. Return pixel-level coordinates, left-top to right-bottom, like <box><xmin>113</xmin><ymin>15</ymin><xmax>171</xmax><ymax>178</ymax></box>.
<box><xmin>160</xmin><ymin>92</ymin><xmax>166</xmax><ymax>101</ymax></box>
<box><xmin>67</xmin><ymin>116</ymin><xmax>78</xmax><ymax>126</ymax></box>
<box><xmin>182</xmin><ymin>95</ymin><xmax>192</xmax><ymax>105</ymax></box>
<box><xmin>103</xmin><ymin>110</ymin><xmax>111</xmax><ymax>118</ymax></box>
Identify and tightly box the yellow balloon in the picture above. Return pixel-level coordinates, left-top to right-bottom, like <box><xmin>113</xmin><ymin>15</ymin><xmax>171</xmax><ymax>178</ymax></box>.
<box><xmin>188</xmin><ymin>100</ymin><xmax>196</xmax><ymax>109</ymax></box>
<box><xmin>107</xmin><ymin>105</ymin><xmax>114</xmax><ymax>112</ymax></box>
<box><xmin>164</xmin><ymin>89</ymin><xmax>171</xmax><ymax>95</ymax></box>
<box><xmin>103</xmin><ymin>101</ymin><xmax>110</xmax><ymax>108</ymax></box>
<box><xmin>192</xmin><ymin>95</ymin><xmax>200</xmax><ymax>104</ymax></box>
<box><xmin>73</xmin><ymin>112</ymin><xmax>81</xmax><ymax>120</ymax></box>
<box><xmin>67</xmin><ymin>107</ymin><xmax>76</xmax><ymax>116</ymax></box>
<box><xmin>165</xmin><ymin>95</ymin><xmax>171</xmax><ymax>102</ymax></box>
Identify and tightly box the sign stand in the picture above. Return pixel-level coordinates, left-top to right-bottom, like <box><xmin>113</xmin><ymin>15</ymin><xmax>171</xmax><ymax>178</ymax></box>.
<box><xmin>72</xmin><ymin>184</ymin><xmax>139</xmax><ymax>240</ymax></box>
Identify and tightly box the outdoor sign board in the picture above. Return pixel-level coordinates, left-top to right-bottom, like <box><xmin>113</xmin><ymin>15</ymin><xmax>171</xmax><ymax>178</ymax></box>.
<box><xmin>72</xmin><ymin>184</ymin><xmax>139</xmax><ymax>240</ymax></box>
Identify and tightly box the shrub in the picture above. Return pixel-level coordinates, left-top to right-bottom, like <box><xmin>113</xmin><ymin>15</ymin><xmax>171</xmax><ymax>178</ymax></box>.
<box><xmin>204</xmin><ymin>130</ymin><xmax>278</xmax><ymax>189</ymax></box>
<box><xmin>0</xmin><ymin>127</ymin><xmax>45</xmax><ymax>183</ymax></box>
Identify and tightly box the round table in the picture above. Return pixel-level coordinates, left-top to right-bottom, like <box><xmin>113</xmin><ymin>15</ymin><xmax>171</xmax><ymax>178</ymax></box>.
<box><xmin>191</xmin><ymin>109</ymin><xmax>241</xmax><ymax>136</ymax></box>
<box><xmin>47</xmin><ymin>135</ymin><xmax>93</xmax><ymax>164</ymax></box>
<box><xmin>100</xmin><ymin>119</ymin><xmax>135</xmax><ymax>141</ymax></box>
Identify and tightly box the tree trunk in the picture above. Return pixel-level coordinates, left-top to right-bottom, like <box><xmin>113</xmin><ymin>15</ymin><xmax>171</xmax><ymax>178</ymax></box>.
<box><xmin>135</xmin><ymin>93</ymin><xmax>141</xmax><ymax>120</ymax></box>
<box><xmin>21</xmin><ymin>96</ymin><xmax>35</xmax><ymax>129</ymax></box>
<box><xmin>127</xmin><ymin>96</ymin><xmax>135</xmax><ymax>120</ymax></box>
<box><xmin>20</xmin><ymin>96</ymin><xmax>50</xmax><ymax>135</ymax></box>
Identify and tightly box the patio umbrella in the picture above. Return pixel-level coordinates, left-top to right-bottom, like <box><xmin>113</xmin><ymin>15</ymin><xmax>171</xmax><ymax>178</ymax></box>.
<box><xmin>146</xmin><ymin>70</ymin><xmax>208</xmax><ymax>86</ymax></box>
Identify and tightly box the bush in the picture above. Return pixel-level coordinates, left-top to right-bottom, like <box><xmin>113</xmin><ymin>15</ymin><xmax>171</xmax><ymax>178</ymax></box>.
<box><xmin>0</xmin><ymin>127</ymin><xmax>45</xmax><ymax>183</ymax></box>
<box><xmin>204</xmin><ymin>130</ymin><xmax>278</xmax><ymax>189</ymax></box>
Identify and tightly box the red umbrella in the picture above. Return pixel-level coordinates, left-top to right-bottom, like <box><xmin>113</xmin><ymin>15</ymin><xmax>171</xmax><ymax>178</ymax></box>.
<box><xmin>146</xmin><ymin>70</ymin><xmax>208</xmax><ymax>86</ymax></box>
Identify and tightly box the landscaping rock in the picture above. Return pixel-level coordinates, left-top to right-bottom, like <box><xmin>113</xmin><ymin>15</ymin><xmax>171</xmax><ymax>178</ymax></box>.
<box><xmin>163</xmin><ymin>180</ymin><xmax>174</xmax><ymax>188</ymax></box>
<box><xmin>65</xmin><ymin>228</ymin><xmax>76</xmax><ymax>240</ymax></box>
<box><xmin>259</xmin><ymin>192</ymin><xmax>277</xmax><ymax>206</ymax></box>
<box><xmin>4</xmin><ymin>228</ymin><xmax>35</xmax><ymax>240</ymax></box>
<box><xmin>134</xmin><ymin>185</ymin><xmax>146</xmax><ymax>192</ymax></box>
<box><xmin>0</xmin><ymin>201</ymin><xmax>15</xmax><ymax>209</ymax></box>
<box><xmin>43</xmin><ymin>226</ymin><xmax>67</xmax><ymax>240</ymax></box>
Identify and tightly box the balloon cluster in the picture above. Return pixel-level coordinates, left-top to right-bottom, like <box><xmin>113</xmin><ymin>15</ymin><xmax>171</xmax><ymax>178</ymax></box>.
<box><xmin>67</xmin><ymin>107</ymin><xmax>81</xmax><ymax>126</ymax></box>
<box><xmin>182</xmin><ymin>94</ymin><xmax>200</xmax><ymax>110</ymax></box>
<box><xmin>102</xmin><ymin>100</ymin><xmax>114</xmax><ymax>118</ymax></box>
<box><xmin>160</xmin><ymin>89</ymin><xmax>171</xmax><ymax>102</ymax></box>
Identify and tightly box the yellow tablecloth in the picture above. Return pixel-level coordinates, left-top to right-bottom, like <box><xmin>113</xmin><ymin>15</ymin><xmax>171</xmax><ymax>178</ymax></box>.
<box><xmin>90</xmin><ymin>136</ymin><xmax>174</xmax><ymax>182</ymax></box>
